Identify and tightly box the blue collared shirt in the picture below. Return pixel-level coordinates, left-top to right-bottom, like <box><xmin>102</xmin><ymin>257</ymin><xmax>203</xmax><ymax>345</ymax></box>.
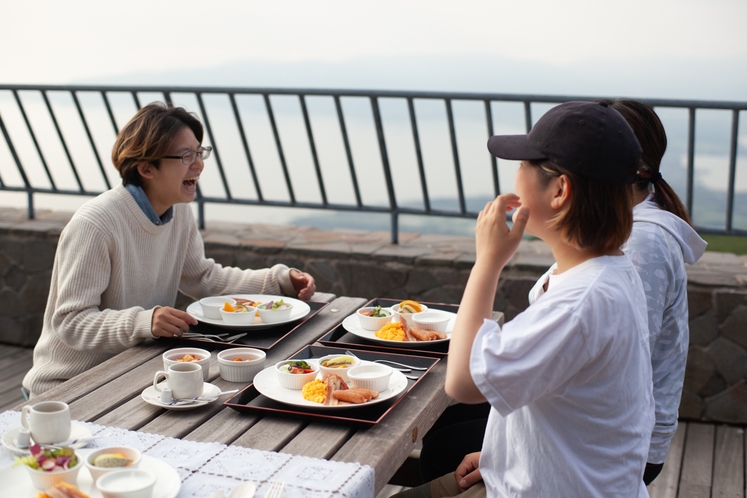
<box><xmin>124</xmin><ymin>183</ymin><xmax>174</xmax><ymax>225</ymax></box>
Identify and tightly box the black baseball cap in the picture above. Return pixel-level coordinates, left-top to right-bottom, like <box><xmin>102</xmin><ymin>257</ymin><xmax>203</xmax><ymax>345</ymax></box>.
<box><xmin>487</xmin><ymin>101</ymin><xmax>642</xmax><ymax>184</ymax></box>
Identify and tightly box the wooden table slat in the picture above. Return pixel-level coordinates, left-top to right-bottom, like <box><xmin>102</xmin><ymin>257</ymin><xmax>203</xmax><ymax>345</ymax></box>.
<box><xmin>232</xmin><ymin>417</ymin><xmax>307</xmax><ymax>452</ymax></box>
<box><xmin>184</xmin><ymin>408</ymin><xmax>261</xmax><ymax>444</ymax></box>
<box><xmin>15</xmin><ymin>342</ymin><xmax>169</xmax><ymax>408</ymax></box>
<box><xmin>647</xmin><ymin>421</ymin><xmax>687</xmax><ymax>498</ymax></box>
<box><xmin>712</xmin><ymin>425</ymin><xmax>744</xmax><ymax>497</ymax></box>
<box><xmin>282</xmin><ymin>423</ymin><xmax>356</xmax><ymax>460</ymax></box>
<box><xmin>679</xmin><ymin>422</ymin><xmax>715</xmax><ymax>498</ymax></box>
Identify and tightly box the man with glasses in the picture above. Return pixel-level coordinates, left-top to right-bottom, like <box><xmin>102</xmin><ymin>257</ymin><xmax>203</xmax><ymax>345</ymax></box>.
<box><xmin>23</xmin><ymin>102</ymin><xmax>316</xmax><ymax>397</ymax></box>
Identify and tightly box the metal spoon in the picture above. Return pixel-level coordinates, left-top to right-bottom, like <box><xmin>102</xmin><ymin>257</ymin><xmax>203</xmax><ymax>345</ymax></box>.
<box><xmin>168</xmin><ymin>389</ymin><xmax>240</xmax><ymax>405</ymax></box>
<box><xmin>373</xmin><ymin>359</ymin><xmax>428</xmax><ymax>371</ymax></box>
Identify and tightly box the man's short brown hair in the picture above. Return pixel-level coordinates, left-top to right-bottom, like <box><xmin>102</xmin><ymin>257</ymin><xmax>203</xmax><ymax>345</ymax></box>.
<box><xmin>112</xmin><ymin>102</ymin><xmax>203</xmax><ymax>186</ymax></box>
<box><xmin>532</xmin><ymin>160</ymin><xmax>633</xmax><ymax>252</ymax></box>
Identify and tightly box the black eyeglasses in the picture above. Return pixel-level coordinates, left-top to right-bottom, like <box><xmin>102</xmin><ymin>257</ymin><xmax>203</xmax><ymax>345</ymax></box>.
<box><xmin>162</xmin><ymin>146</ymin><xmax>212</xmax><ymax>165</ymax></box>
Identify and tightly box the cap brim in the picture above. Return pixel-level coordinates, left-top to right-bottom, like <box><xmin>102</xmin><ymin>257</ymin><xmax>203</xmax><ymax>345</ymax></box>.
<box><xmin>487</xmin><ymin>135</ymin><xmax>547</xmax><ymax>161</ymax></box>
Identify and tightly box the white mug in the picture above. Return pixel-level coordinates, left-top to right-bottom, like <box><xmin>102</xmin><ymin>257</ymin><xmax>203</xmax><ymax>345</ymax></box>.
<box><xmin>153</xmin><ymin>362</ymin><xmax>203</xmax><ymax>399</ymax></box>
<box><xmin>21</xmin><ymin>401</ymin><xmax>71</xmax><ymax>445</ymax></box>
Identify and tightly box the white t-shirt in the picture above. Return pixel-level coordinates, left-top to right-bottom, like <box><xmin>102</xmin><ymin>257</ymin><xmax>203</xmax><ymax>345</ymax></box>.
<box><xmin>528</xmin><ymin>196</ymin><xmax>707</xmax><ymax>465</ymax></box>
<box><xmin>471</xmin><ymin>255</ymin><xmax>654</xmax><ymax>497</ymax></box>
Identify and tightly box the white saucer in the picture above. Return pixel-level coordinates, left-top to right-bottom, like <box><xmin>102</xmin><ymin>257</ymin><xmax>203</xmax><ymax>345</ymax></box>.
<box><xmin>2</xmin><ymin>448</ymin><xmax>180</xmax><ymax>498</ymax></box>
<box><xmin>141</xmin><ymin>382</ymin><xmax>221</xmax><ymax>410</ymax></box>
<box><xmin>2</xmin><ymin>423</ymin><xmax>93</xmax><ymax>456</ymax></box>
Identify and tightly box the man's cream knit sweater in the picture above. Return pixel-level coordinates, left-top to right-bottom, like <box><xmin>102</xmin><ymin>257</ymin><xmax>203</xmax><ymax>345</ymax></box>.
<box><xmin>24</xmin><ymin>185</ymin><xmax>295</xmax><ymax>395</ymax></box>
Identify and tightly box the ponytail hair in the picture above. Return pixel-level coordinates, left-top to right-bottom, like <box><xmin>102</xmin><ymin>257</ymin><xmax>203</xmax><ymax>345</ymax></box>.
<box><xmin>602</xmin><ymin>99</ymin><xmax>693</xmax><ymax>226</ymax></box>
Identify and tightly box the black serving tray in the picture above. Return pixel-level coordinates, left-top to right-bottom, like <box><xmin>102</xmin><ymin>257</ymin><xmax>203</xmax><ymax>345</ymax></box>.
<box><xmin>223</xmin><ymin>344</ymin><xmax>441</xmax><ymax>426</ymax></box>
<box><xmin>318</xmin><ymin>298</ymin><xmax>457</xmax><ymax>358</ymax></box>
<box><xmin>170</xmin><ymin>301</ymin><xmax>328</xmax><ymax>350</ymax></box>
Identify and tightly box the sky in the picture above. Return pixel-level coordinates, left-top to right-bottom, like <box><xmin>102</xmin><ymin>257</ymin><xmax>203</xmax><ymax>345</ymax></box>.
<box><xmin>2</xmin><ymin>0</ymin><xmax>746</xmax><ymax>98</ymax></box>
<box><xmin>1</xmin><ymin>0</ymin><xmax>746</xmax><ymax>233</ymax></box>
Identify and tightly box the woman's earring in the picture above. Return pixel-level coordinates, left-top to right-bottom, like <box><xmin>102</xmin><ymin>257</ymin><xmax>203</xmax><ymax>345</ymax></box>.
<box><xmin>648</xmin><ymin>181</ymin><xmax>656</xmax><ymax>194</ymax></box>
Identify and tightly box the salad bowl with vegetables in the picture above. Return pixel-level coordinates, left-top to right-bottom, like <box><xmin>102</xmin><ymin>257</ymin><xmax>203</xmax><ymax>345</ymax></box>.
<box><xmin>275</xmin><ymin>360</ymin><xmax>319</xmax><ymax>389</ymax></box>
<box><xmin>356</xmin><ymin>305</ymin><xmax>392</xmax><ymax>331</ymax></box>
<box><xmin>257</xmin><ymin>300</ymin><xmax>293</xmax><ymax>323</ymax></box>
<box><xmin>15</xmin><ymin>444</ymin><xmax>81</xmax><ymax>490</ymax></box>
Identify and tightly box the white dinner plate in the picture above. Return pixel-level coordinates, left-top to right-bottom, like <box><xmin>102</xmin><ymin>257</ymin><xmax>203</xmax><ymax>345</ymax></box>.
<box><xmin>141</xmin><ymin>382</ymin><xmax>222</xmax><ymax>410</ymax></box>
<box><xmin>2</xmin><ymin>423</ymin><xmax>93</xmax><ymax>456</ymax></box>
<box><xmin>2</xmin><ymin>448</ymin><xmax>180</xmax><ymax>498</ymax></box>
<box><xmin>341</xmin><ymin>311</ymin><xmax>454</xmax><ymax>348</ymax></box>
<box><xmin>253</xmin><ymin>360</ymin><xmax>408</xmax><ymax>409</ymax></box>
<box><xmin>187</xmin><ymin>294</ymin><xmax>311</xmax><ymax>330</ymax></box>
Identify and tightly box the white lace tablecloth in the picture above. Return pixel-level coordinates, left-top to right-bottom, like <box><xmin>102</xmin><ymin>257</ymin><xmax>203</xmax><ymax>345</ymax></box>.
<box><xmin>0</xmin><ymin>410</ymin><xmax>374</xmax><ymax>498</ymax></box>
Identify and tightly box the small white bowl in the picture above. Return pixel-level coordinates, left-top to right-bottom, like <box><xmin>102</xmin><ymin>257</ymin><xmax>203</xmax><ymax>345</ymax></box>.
<box><xmin>275</xmin><ymin>360</ymin><xmax>319</xmax><ymax>390</ymax></box>
<box><xmin>318</xmin><ymin>354</ymin><xmax>361</xmax><ymax>383</ymax></box>
<box><xmin>347</xmin><ymin>364</ymin><xmax>393</xmax><ymax>392</ymax></box>
<box><xmin>96</xmin><ymin>468</ymin><xmax>156</xmax><ymax>498</ymax></box>
<box><xmin>257</xmin><ymin>301</ymin><xmax>294</xmax><ymax>323</ymax></box>
<box><xmin>200</xmin><ymin>296</ymin><xmax>236</xmax><ymax>320</ymax></box>
<box><xmin>163</xmin><ymin>347</ymin><xmax>211</xmax><ymax>381</ymax></box>
<box><xmin>392</xmin><ymin>303</ymin><xmax>429</xmax><ymax>329</ymax></box>
<box><xmin>412</xmin><ymin>311</ymin><xmax>451</xmax><ymax>333</ymax></box>
<box><xmin>356</xmin><ymin>307</ymin><xmax>393</xmax><ymax>331</ymax></box>
<box><xmin>85</xmin><ymin>446</ymin><xmax>141</xmax><ymax>482</ymax></box>
<box><xmin>217</xmin><ymin>348</ymin><xmax>267</xmax><ymax>382</ymax></box>
<box><xmin>25</xmin><ymin>460</ymin><xmax>82</xmax><ymax>491</ymax></box>
<box><xmin>220</xmin><ymin>305</ymin><xmax>257</xmax><ymax>325</ymax></box>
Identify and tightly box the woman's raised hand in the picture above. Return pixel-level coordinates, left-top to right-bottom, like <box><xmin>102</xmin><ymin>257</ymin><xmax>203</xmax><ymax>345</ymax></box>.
<box><xmin>475</xmin><ymin>194</ymin><xmax>529</xmax><ymax>272</ymax></box>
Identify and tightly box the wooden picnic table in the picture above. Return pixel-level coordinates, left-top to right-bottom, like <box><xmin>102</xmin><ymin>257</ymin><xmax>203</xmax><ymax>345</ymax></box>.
<box><xmin>13</xmin><ymin>295</ymin><xmax>502</xmax><ymax>495</ymax></box>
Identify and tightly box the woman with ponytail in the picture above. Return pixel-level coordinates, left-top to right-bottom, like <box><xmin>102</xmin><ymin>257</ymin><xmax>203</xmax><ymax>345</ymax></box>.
<box><xmin>607</xmin><ymin>99</ymin><xmax>707</xmax><ymax>484</ymax></box>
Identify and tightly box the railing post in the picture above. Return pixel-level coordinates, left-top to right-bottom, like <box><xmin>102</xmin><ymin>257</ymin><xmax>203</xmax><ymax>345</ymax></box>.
<box><xmin>484</xmin><ymin>100</ymin><xmax>499</xmax><ymax>197</ymax></box>
<box><xmin>686</xmin><ymin>108</ymin><xmax>696</xmax><ymax>218</ymax></box>
<box><xmin>27</xmin><ymin>192</ymin><xmax>35</xmax><ymax>219</ymax></box>
<box><xmin>370</xmin><ymin>96</ymin><xmax>398</xmax><ymax>243</ymax></box>
<box><xmin>445</xmin><ymin>99</ymin><xmax>466</xmax><ymax>215</ymax></box>
<box><xmin>725</xmin><ymin>109</ymin><xmax>740</xmax><ymax>232</ymax></box>
<box><xmin>391</xmin><ymin>212</ymin><xmax>399</xmax><ymax>245</ymax></box>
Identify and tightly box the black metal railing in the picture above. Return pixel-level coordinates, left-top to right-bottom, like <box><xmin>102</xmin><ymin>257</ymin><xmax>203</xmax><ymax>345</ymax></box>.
<box><xmin>0</xmin><ymin>84</ymin><xmax>745</xmax><ymax>242</ymax></box>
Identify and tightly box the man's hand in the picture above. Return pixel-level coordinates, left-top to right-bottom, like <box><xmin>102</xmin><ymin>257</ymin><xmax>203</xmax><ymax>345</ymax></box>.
<box><xmin>455</xmin><ymin>452</ymin><xmax>482</xmax><ymax>492</ymax></box>
<box><xmin>290</xmin><ymin>270</ymin><xmax>316</xmax><ymax>301</ymax></box>
<box><xmin>152</xmin><ymin>306</ymin><xmax>197</xmax><ymax>338</ymax></box>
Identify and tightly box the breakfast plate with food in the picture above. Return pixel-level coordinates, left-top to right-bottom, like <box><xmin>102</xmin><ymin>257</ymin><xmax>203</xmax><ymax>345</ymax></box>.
<box><xmin>186</xmin><ymin>294</ymin><xmax>311</xmax><ymax>330</ymax></box>
<box><xmin>253</xmin><ymin>358</ymin><xmax>408</xmax><ymax>409</ymax></box>
<box><xmin>342</xmin><ymin>300</ymin><xmax>455</xmax><ymax>348</ymax></box>
<box><xmin>2</xmin><ymin>447</ymin><xmax>180</xmax><ymax>498</ymax></box>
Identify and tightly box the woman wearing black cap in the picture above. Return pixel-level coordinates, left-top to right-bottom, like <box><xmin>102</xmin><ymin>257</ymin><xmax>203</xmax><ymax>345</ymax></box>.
<box><xmin>394</xmin><ymin>101</ymin><xmax>654</xmax><ymax>497</ymax></box>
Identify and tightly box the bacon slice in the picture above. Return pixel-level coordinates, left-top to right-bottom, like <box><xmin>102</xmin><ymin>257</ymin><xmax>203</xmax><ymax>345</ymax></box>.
<box><xmin>322</xmin><ymin>373</ymin><xmax>348</xmax><ymax>406</ymax></box>
<box><xmin>400</xmin><ymin>319</ymin><xmax>417</xmax><ymax>342</ymax></box>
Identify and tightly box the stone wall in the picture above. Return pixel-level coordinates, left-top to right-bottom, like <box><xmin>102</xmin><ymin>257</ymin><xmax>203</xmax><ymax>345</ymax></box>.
<box><xmin>2</xmin><ymin>207</ymin><xmax>747</xmax><ymax>423</ymax></box>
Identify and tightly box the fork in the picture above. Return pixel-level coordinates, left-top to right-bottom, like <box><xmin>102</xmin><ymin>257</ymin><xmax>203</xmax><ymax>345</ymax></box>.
<box><xmin>188</xmin><ymin>332</ymin><xmax>247</xmax><ymax>343</ymax></box>
<box><xmin>264</xmin><ymin>481</ymin><xmax>284</xmax><ymax>498</ymax></box>
<box><xmin>183</xmin><ymin>332</ymin><xmax>229</xmax><ymax>339</ymax></box>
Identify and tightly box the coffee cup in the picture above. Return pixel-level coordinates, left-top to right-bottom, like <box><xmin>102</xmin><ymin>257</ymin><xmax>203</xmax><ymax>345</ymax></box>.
<box><xmin>153</xmin><ymin>363</ymin><xmax>203</xmax><ymax>399</ymax></box>
<box><xmin>21</xmin><ymin>401</ymin><xmax>71</xmax><ymax>445</ymax></box>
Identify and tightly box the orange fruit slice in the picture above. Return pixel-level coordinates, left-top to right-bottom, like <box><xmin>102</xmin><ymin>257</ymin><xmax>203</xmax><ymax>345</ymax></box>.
<box><xmin>399</xmin><ymin>300</ymin><xmax>422</xmax><ymax>313</ymax></box>
<box><xmin>223</xmin><ymin>302</ymin><xmax>237</xmax><ymax>312</ymax></box>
